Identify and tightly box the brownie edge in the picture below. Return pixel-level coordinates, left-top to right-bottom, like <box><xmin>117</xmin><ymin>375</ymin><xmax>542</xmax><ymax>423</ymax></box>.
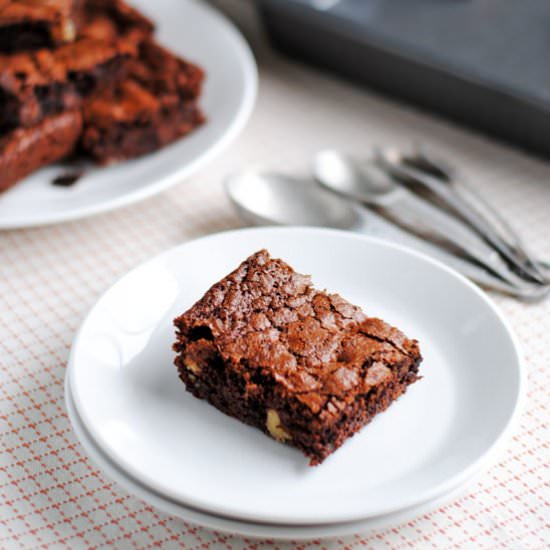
<box><xmin>173</xmin><ymin>250</ymin><xmax>422</xmax><ymax>465</ymax></box>
<box><xmin>80</xmin><ymin>40</ymin><xmax>205</xmax><ymax>164</ymax></box>
<box><xmin>0</xmin><ymin>110</ymin><xmax>82</xmax><ymax>193</ymax></box>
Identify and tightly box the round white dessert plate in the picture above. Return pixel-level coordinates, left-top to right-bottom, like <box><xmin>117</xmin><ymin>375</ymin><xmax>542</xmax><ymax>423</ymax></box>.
<box><xmin>65</xmin><ymin>370</ymin><xmax>481</xmax><ymax>540</ymax></box>
<box><xmin>67</xmin><ymin>227</ymin><xmax>524</xmax><ymax>525</ymax></box>
<box><xmin>0</xmin><ymin>0</ymin><xmax>257</xmax><ymax>229</ymax></box>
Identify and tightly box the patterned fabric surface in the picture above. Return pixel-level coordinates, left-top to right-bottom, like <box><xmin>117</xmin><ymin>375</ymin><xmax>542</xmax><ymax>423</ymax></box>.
<box><xmin>1</xmin><ymin>1</ymin><xmax>549</xmax><ymax>548</ymax></box>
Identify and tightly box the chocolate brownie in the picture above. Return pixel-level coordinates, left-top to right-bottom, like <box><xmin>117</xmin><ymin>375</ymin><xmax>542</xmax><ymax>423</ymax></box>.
<box><xmin>173</xmin><ymin>250</ymin><xmax>422</xmax><ymax>465</ymax></box>
<box><xmin>0</xmin><ymin>0</ymin><xmax>84</xmax><ymax>53</ymax></box>
<box><xmin>0</xmin><ymin>37</ymin><xmax>133</xmax><ymax>130</ymax></box>
<box><xmin>81</xmin><ymin>40</ymin><xmax>204</xmax><ymax>164</ymax></box>
<box><xmin>79</xmin><ymin>0</ymin><xmax>154</xmax><ymax>45</ymax></box>
<box><xmin>0</xmin><ymin>110</ymin><xmax>82</xmax><ymax>193</ymax></box>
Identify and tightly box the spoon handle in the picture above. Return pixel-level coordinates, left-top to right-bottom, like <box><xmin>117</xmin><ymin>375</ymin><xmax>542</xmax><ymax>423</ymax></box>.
<box><xmin>352</xmin><ymin>208</ymin><xmax>549</xmax><ymax>301</ymax></box>
<box><xmin>410</xmin><ymin>145</ymin><xmax>525</xmax><ymax>247</ymax></box>
<box><xmin>376</xmin><ymin>186</ymin><xmax>537</xmax><ymax>289</ymax></box>
<box><xmin>378</xmin><ymin>154</ymin><xmax>550</xmax><ymax>284</ymax></box>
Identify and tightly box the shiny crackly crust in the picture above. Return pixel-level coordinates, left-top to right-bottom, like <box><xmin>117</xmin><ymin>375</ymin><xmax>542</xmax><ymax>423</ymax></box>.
<box><xmin>173</xmin><ymin>250</ymin><xmax>422</xmax><ymax>465</ymax></box>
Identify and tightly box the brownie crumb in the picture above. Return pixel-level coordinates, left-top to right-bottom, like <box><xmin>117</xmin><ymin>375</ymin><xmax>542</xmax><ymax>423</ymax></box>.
<box><xmin>52</xmin><ymin>171</ymin><xmax>83</xmax><ymax>186</ymax></box>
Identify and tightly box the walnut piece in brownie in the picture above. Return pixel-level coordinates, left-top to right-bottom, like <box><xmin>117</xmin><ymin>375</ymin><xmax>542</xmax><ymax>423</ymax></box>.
<box><xmin>0</xmin><ymin>37</ymin><xmax>133</xmax><ymax>131</ymax></box>
<box><xmin>0</xmin><ymin>0</ymin><xmax>84</xmax><ymax>53</ymax></box>
<box><xmin>81</xmin><ymin>40</ymin><xmax>204</xmax><ymax>164</ymax></box>
<box><xmin>0</xmin><ymin>110</ymin><xmax>82</xmax><ymax>193</ymax></box>
<box><xmin>173</xmin><ymin>250</ymin><xmax>422</xmax><ymax>465</ymax></box>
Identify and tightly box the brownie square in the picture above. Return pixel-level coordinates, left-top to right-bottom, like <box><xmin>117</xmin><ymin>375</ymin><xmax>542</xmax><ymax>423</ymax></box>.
<box><xmin>0</xmin><ymin>110</ymin><xmax>82</xmax><ymax>193</ymax></box>
<box><xmin>0</xmin><ymin>37</ymin><xmax>133</xmax><ymax>131</ymax></box>
<box><xmin>0</xmin><ymin>0</ymin><xmax>84</xmax><ymax>53</ymax></box>
<box><xmin>80</xmin><ymin>40</ymin><xmax>205</xmax><ymax>164</ymax></box>
<box><xmin>173</xmin><ymin>250</ymin><xmax>422</xmax><ymax>465</ymax></box>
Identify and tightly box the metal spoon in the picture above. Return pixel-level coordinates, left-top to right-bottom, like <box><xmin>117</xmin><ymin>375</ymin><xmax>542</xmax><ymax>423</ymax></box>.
<box><xmin>405</xmin><ymin>145</ymin><xmax>550</xmax><ymax>276</ymax></box>
<box><xmin>224</xmin><ymin>168</ymin><xmax>549</xmax><ymax>301</ymax></box>
<box><xmin>402</xmin><ymin>145</ymin><xmax>516</xmax><ymax>234</ymax></box>
<box><xmin>375</xmin><ymin>146</ymin><xmax>550</xmax><ymax>284</ymax></box>
<box><xmin>225</xmin><ymin>169</ymin><xmax>363</xmax><ymax>229</ymax></box>
<box><xmin>312</xmin><ymin>150</ymin><xmax>542</xmax><ymax>291</ymax></box>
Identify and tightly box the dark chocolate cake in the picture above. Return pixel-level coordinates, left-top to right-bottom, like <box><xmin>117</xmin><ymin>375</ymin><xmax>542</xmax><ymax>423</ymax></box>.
<box><xmin>173</xmin><ymin>250</ymin><xmax>422</xmax><ymax>465</ymax></box>
<box><xmin>81</xmin><ymin>40</ymin><xmax>204</xmax><ymax>164</ymax></box>
<box><xmin>0</xmin><ymin>0</ymin><xmax>205</xmax><ymax>192</ymax></box>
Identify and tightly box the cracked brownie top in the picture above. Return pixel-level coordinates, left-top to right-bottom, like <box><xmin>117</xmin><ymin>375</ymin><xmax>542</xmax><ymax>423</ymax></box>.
<box><xmin>174</xmin><ymin>250</ymin><xmax>421</xmax><ymax>416</ymax></box>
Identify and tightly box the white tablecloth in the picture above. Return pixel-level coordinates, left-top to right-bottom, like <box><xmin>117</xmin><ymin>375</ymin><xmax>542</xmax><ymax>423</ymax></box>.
<box><xmin>1</xmin><ymin>1</ymin><xmax>549</xmax><ymax>548</ymax></box>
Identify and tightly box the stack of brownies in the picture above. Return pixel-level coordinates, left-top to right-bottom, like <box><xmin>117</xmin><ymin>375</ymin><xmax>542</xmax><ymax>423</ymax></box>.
<box><xmin>0</xmin><ymin>0</ymin><xmax>205</xmax><ymax>193</ymax></box>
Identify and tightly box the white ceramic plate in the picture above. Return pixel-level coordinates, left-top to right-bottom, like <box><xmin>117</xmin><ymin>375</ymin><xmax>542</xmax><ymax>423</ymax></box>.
<box><xmin>0</xmin><ymin>0</ymin><xmax>257</xmax><ymax>229</ymax></box>
<box><xmin>65</xmin><ymin>370</ymin><xmax>482</xmax><ymax>540</ymax></box>
<box><xmin>67</xmin><ymin>227</ymin><xmax>524</xmax><ymax>525</ymax></box>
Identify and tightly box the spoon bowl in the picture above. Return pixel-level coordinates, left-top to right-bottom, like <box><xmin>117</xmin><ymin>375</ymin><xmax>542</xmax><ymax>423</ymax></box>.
<box><xmin>313</xmin><ymin>150</ymin><xmax>396</xmax><ymax>203</ymax></box>
<box><xmin>225</xmin><ymin>168</ymin><xmax>362</xmax><ymax>229</ymax></box>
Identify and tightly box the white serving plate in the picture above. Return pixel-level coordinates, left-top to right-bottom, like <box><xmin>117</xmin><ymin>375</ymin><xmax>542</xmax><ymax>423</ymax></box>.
<box><xmin>67</xmin><ymin>227</ymin><xmax>524</xmax><ymax>525</ymax></box>
<box><xmin>0</xmin><ymin>0</ymin><xmax>257</xmax><ymax>228</ymax></box>
<box><xmin>65</xmin><ymin>370</ymin><xmax>483</xmax><ymax>540</ymax></box>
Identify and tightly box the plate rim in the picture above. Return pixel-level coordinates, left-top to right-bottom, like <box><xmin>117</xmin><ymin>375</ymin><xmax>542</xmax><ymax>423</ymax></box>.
<box><xmin>64</xmin><ymin>369</ymin><xmax>486</xmax><ymax>540</ymax></box>
<box><xmin>0</xmin><ymin>0</ymin><xmax>258</xmax><ymax>229</ymax></box>
<box><xmin>67</xmin><ymin>226</ymin><xmax>526</xmax><ymax>525</ymax></box>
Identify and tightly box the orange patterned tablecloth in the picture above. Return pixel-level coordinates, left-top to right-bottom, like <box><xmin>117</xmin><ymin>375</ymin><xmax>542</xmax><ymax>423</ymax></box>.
<box><xmin>1</xmin><ymin>2</ymin><xmax>549</xmax><ymax>548</ymax></box>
